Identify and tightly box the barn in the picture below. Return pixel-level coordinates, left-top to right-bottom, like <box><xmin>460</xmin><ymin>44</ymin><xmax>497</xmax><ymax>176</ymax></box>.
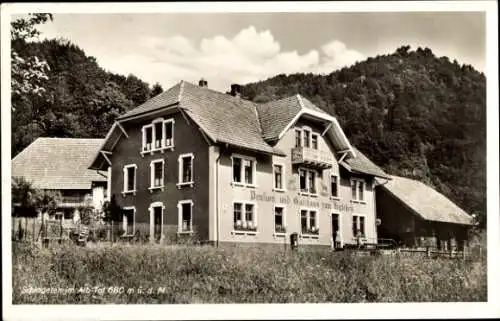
<box><xmin>375</xmin><ymin>175</ymin><xmax>474</xmax><ymax>250</ymax></box>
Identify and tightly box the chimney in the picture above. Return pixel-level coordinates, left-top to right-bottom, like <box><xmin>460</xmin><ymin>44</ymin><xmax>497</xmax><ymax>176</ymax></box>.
<box><xmin>230</xmin><ymin>84</ymin><xmax>241</xmax><ymax>97</ymax></box>
<box><xmin>198</xmin><ymin>78</ymin><xmax>208</xmax><ymax>87</ymax></box>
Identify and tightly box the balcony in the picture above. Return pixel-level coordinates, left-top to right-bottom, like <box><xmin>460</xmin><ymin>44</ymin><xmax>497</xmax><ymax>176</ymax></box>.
<box><xmin>291</xmin><ymin>147</ymin><xmax>333</xmax><ymax>169</ymax></box>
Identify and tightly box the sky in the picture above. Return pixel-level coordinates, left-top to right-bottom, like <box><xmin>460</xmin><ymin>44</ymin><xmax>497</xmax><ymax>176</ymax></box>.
<box><xmin>33</xmin><ymin>11</ymin><xmax>486</xmax><ymax>92</ymax></box>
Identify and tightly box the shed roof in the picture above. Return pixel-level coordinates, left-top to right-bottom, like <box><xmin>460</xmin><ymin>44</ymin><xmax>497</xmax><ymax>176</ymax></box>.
<box><xmin>380</xmin><ymin>175</ymin><xmax>473</xmax><ymax>225</ymax></box>
<box><xmin>12</xmin><ymin>137</ymin><xmax>106</xmax><ymax>190</ymax></box>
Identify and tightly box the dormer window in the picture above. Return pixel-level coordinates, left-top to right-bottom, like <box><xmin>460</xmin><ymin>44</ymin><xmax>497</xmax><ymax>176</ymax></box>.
<box><xmin>141</xmin><ymin>118</ymin><xmax>175</xmax><ymax>155</ymax></box>
<box><xmin>295</xmin><ymin>126</ymin><xmax>318</xmax><ymax>149</ymax></box>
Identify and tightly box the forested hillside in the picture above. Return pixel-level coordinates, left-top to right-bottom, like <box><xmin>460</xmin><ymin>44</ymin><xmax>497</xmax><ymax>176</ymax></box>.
<box><xmin>241</xmin><ymin>46</ymin><xmax>486</xmax><ymax>226</ymax></box>
<box><xmin>11</xmin><ymin>34</ymin><xmax>163</xmax><ymax>157</ymax></box>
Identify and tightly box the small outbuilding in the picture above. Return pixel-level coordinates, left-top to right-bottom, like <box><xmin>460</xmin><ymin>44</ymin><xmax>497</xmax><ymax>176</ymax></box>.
<box><xmin>12</xmin><ymin>137</ymin><xmax>108</xmax><ymax>220</ymax></box>
<box><xmin>376</xmin><ymin>175</ymin><xmax>474</xmax><ymax>250</ymax></box>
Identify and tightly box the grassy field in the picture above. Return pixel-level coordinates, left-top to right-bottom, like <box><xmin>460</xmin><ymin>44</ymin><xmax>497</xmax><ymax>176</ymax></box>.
<box><xmin>12</xmin><ymin>242</ymin><xmax>486</xmax><ymax>304</ymax></box>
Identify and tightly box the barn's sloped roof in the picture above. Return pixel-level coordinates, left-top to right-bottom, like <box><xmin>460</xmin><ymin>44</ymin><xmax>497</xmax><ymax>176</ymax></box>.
<box><xmin>380</xmin><ymin>175</ymin><xmax>473</xmax><ymax>225</ymax></box>
<box><xmin>12</xmin><ymin>137</ymin><xmax>106</xmax><ymax>190</ymax></box>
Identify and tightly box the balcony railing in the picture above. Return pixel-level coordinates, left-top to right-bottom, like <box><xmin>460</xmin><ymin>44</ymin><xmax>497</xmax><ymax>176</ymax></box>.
<box><xmin>291</xmin><ymin>147</ymin><xmax>333</xmax><ymax>169</ymax></box>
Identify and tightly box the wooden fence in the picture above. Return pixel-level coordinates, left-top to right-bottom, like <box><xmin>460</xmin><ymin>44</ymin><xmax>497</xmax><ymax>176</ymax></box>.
<box><xmin>11</xmin><ymin>217</ymin><xmax>147</xmax><ymax>245</ymax></box>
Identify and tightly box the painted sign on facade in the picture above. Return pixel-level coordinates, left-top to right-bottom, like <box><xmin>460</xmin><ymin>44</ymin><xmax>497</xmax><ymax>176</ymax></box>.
<box><xmin>249</xmin><ymin>191</ymin><xmax>353</xmax><ymax>212</ymax></box>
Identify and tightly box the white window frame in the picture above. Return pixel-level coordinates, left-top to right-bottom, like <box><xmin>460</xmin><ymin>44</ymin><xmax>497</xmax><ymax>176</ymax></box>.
<box><xmin>177</xmin><ymin>153</ymin><xmax>194</xmax><ymax>188</ymax></box>
<box><xmin>141</xmin><ymin>117</ymin><xmax>175</xmax><ymax>156</ymax></box>
<box><xmin>142</xmin><ymin>124</ymin><xmax>154</xmax><ymax>153</ymax></box>
<box><xmin>177</xmin><ymin>200</ymin><xmax>194</xmax><ymax>234</ymax></box>
<box><xmin>232</xmin><ymin>200</ymin><xmax>258</xmax><ymax>235</ymax></box>
<box><xmin>299</xmin><ymin>208</ymin><xmax>320</xmax><ymax>239</ymax></box>
<box><xmin>231</xmin><ymin>154</ymin><xmax>257</xmax><ymax>188</ymax></box>
<box><xmin>163</xmin><ymin>118</ymin><xmax>175</xmax><ymax>150</ymax></box>
<box><xmin>122</xmin><ymin>164</ymin><xmax>137</xmax><ymax>195</ymax></box>
<box><xmin>272</xmin><ymin>162</ymin><xmax>286</xmax><ymax>192</ymax></box>
<box><xmin>273</xmin><ymin>205</ymin><xmax>287</xmax><ymax>236</ymax></box>
<box><xmin>148</xmin><ymin>201</ymin><xmax>165</xmax><ymax>242</ymax></box>
<box><xmin>350</xmin><ymin>178</ymin><xmax>366</xmax><ymax>203</ymax></box>
<box><xmin>330</xmin><ymin>174</ymin><xmax>340</xmax><ymax>200</ymax></box>
<box><xmin>122</xmin><ymin>206</ymin><xmax>136</xmax><ymax>236</ymax></box>
<box><xmin>352</xmin><ymin>213</ymin><xmax>367</xmax><ymax>240</ymax></box>
<box><xmin>149</xmin><ymin>159</ymin><xmax>165</xmax><ymax>192</ymax></box>
<box><xmin>298</xmin><ymin>167</ymin><xmax>318</xmax><ymax>196</ymax></box>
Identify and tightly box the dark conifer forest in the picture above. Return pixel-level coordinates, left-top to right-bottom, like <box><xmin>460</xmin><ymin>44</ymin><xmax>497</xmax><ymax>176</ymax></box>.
<box><xmin>240</xmin><ymin>46</ymin><xmax>486</xmax><ymax>226</ymax></box>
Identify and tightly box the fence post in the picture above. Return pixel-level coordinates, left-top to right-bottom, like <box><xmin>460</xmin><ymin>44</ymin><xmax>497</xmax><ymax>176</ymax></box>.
<box><xmin>426</xmin><ymin>246</ymin><xmax>431</xmax><ymax>258</ymax></box>
<box><xmin>33</xmin><ymin>218</ymin><xmax>36</xmax><ymax>243</ymax></box>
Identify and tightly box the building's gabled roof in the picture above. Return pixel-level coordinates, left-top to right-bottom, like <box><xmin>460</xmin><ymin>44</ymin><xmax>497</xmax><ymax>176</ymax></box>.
<box><xmin>12</xmin><ymin>137</ymin><xmax>106</xmax><ymax>190</ymax></box>
<box><xmin>115</xmin><ymin>81</ymin><xmax>284</xmax><ymax>156</ymax></box>
<box><xmin>342</xmin><ymin>147</ymin><xmax>390</xmax><ymax>179</ymax></box>
<box><xmin>92</xmin><ymin>81</ymin><xmax>388</xmax><ymax>175</ymax></box>
<box><xmin>178</xmin><ymin>81</ymin><xmax>283</xmax><ymax>156</ymax></box>
<box><xmin>117</xmin><ymin>82</ymin><xmax>182</xmax><ymax>120</ymax></box>
<box><xmin>380</xmin><ymin>175</ymin><xmax>473</xmax><ymax>225</ymax></box>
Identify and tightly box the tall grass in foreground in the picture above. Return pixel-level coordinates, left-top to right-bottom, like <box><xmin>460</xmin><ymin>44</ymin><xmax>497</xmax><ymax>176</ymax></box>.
<box><xmin>12</xmin><ymin>242</ymin><xmax>486</xmax><ymax>304</ymax></box>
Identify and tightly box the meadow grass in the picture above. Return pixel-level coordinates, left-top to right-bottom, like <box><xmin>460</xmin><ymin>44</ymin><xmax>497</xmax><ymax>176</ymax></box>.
<box><xmin>12</xmin><ymin>242</ymin><xmax>486</xmax><ymax>304</ymax></box>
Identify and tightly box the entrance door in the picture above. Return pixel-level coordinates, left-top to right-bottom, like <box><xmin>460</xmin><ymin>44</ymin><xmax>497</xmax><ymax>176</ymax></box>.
<box><xmin>331</xmin><ymin>213</ymin><xmax>340</xmax><ymax>249</ymax></box>
<box><xmin>153</xmin><ymin>206</ymin><xmax>162</xmax><ymax>242</ymax></box>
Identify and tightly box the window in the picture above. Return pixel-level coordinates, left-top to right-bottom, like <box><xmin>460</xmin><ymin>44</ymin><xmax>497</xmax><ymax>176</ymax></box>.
<box><xmin>311</xmin><ymin>134</ymin><xmax>318</xmax><ymax>149</ymax></box>
<box><xmin>233</xmin><ymin>202</ymin><xmax>257</xmax><ymax>232</ymax></box>
<box><xmin>308</xmin><ymin>171</ymin><xmax>316</xmax><ymax>194</ymax></box>
<box><xmin>353</xmin><ymin>214</ymin><xmax>366</xmax><ymax>238</ymax></box>
<box><xmin>351</xmin><ymin>179</ymin><xmax>366</xmax><ymax>202</ymax></box>
<box><xmin>178</xmin><ymin>153</ymin><xmax>194</xmax><ymax>187</ymax></box>
<box><xmin>303</xmin><ymin>129</ymin><xmax>311</xmax><ymax>148</ymax></box>
<box><xmin>274</xmin><ymin>206</ymin><xmax>286</xmax><ymax>234</ymax></box>
<box><xmin>300</xmin><ymin>209</ymin><xmax>319</xmax><ymax>235</ymax></box>
<box><xmin>298</xmin><ymin>168</ymin><xmax>317</xmax><ymax>195</ymax></box>
<box><xmin>154</xmin><ymin>121</ymin><xmax>163</xmax><ymax>149</ymax></box>
<box><xmin>295</xmin><ymin>129</ymin><xmax>302</xmax><ymax>148</ymax></box>
<box><xmin>141</xmin><ymin>118</ymin><xmax>175</xmax><ymax>154</ymax></box>
<box><xmin>177</xmin><ymin>200</ymin><xmax>193</xmax><ymax>233</ymax></box>
<box><xmin>143</xmin><ymin>125</ymin><xmax>153</xmax><ymax>152</ymax></box>
<box><xmin>232</xmin><ymin>155</ymin><xmax>256</xmax><ymax>187</ymax></box>
<box><xmin>122</xmin><ymin>164</ymin><xmax>137</xmax><ymax>194</ymax></box>
<box><xmin>299</xmin><ymin>169</ymin><xmax>307</xmax><ymax>192</ymax></box>
<box><xmin>243</xmin><ymin>159</ymin><xmax>253</xmax><ymax>185</ymax></box>
<box><xmin>233</xmin><ymin>158</ymin><xmax>242</xmax><ymax>183</ymax></box>
<box><xmin>150</xmin><ymin>159</ymin><xmax>164</xmax><ymax>190</ymax></box>
<box><xmin>164</xmin><ymin>119</ymin><xmax>174</xmax><ymax>148</ymax></box>
<box><xmin>273</xmin><ymin>164</ymin><xmax>284</xmax><ymax>191</ymax></box>
<box><xmin>331</xmin><ymin>175</ymin><xmax>339</xmax><ymax>198</ymax></box>
<box><xmin>122</xmin><ymin>207</ymin><xmax>135</xmax><ymax>236</ymax></box>
<box><xmin>295</xmin><ymin>127</ymin><xmax>320</xmax><ymax>150</ymax></box>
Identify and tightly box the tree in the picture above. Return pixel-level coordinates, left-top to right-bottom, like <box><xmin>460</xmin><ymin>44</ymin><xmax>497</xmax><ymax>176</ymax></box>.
<box><xmin>11</xmin><ymin>177</ymin><xmax>38</xmax><ymax>217</ymax></box>
<box><xmin>151</xmin><ymin>82</ymin><xmax>164</xmax><ymax>97</ymax></box>
<box><xmin>11</xmin><ymin>13</ymin><xmax>53</xmax><ymax>112</ymax></box>
<box><xmin>102</xmin><ymin>194</ymin><xmax>122</xmax><ymax>223</ymax></box>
